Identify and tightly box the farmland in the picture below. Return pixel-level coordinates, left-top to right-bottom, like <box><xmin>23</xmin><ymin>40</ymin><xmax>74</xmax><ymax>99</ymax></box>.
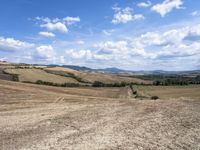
<box><xmin>45</xmin><ymin>67</ymin><xmax>152</xmax><ymax>85</ymax></box>
<box><xmin>0</xmin><ymin>79</ymin><xmax>200</xmax><ymax>150</ymax></box>
<box><xmin>0</xmin><ymin>62</ymin><xmax>200</xmax><ymax>150</ymax></box>
<box><xmin>4</xmin><ymin>68</ymin><xmax>81</xmax><ymax>84</ymax></box>
<box><xmin>134</xmin><ymin>85</ymin><xmax>200</xmax><ymax>99</ymax></box>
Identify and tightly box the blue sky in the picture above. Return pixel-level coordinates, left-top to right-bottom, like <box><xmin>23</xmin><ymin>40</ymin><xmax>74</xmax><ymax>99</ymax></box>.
<box><xmin>0</xmin><ymin>0</ymin><xmax>200</xmax><ymax>70</ymax></box>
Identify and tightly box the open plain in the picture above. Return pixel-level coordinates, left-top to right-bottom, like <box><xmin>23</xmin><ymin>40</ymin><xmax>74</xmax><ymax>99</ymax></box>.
<box><xmin>1</xmin><ymin>79</ymin><xmax>200</xmax><ymax>150</ymax></box>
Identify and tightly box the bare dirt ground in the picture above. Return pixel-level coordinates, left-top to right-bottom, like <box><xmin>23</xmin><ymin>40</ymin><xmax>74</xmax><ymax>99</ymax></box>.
<box><xmin>0</xmin><ymin>80</ymin><xmax>200</xmax><ymax>150</ymax></box>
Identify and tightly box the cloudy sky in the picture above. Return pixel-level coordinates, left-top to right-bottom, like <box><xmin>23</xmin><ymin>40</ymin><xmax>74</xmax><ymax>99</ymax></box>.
<box><xmin>0</xmin><ymin>0</ymin><xmax>200</xmax><ymax>70</ymax></box>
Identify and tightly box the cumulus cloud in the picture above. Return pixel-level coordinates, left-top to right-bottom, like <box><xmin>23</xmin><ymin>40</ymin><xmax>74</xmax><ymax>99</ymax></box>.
<box><xmin>151</xmin><ymin>0</ymin><xmax>183</xmax><ymax>17</ymax></box>
<box><xmin>112</xmin><ymin>7</ymin><xmax>145</xmax><ymax>24</ymax></box>
<box><xmin>63</xmin><ymin>16</ymin><xmax>80</xmax><ymax>25</ymax></box>
<box><xmin>35</xmin><ymin>45</ymin><xmax>56</xmax><ymax>61</ymax></box>
<box><xmin>66</xmin><ymin>49</ymin><xmax>92</xmax><ymax>59</ymax></box>
<box><xmin>137</xmin><ymin>0</ymin><xmax>152</xmax><ymax>8</ymax></box>
<box><xmin>39</xmin><ymin>31</ymin><xmax>55</xmax><ymax>37</ymax></box>
<box><xmin>94</xmin><ymin>41</ymin><xmax>128</xmax><ymax>54</ymax></box>
<box><xmin>36</xmin><ymin>16</ymin><xmax>80</xmax><ymax>33</ymax></box>
<box><xmin>0</xmin><ymin>37</ymin><xmax>34</xmax><ymax>52</ymax></box>
<box><xmin>40</xmin><ymin>22</ymin><xmax>68</xmax><ymax>33</ymax></box>
<box><xmin>70</xmin><ymin>23</ymin><xmax>200</xmax><ymax>65</ymax></box>
<box><xmin>191</xmin><ymin>11</ymin><xmax>200</xmax><ymax>17</ymax></box>
<box><xmin>131</xmin><ymin>24</ymin><xmax>200</xmax><ymax>59</ymax></box>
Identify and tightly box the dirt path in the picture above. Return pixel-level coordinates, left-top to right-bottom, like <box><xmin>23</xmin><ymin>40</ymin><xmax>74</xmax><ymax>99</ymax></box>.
<box><xmin>0</xmin><ymin>80</ymin><xmax>200</xmax><ymax>150</ymax></box>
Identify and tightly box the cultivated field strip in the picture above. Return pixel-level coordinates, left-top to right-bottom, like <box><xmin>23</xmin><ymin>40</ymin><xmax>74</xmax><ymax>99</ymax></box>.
<box><xmin>4</xmin><ymin>69</ymin><xmax>80</xmax><ymax>84</ymax></box>
<box><xmin>135</xmin><ymin>85</ymin><xmax>200</xmax><ymax>99</ymax></box>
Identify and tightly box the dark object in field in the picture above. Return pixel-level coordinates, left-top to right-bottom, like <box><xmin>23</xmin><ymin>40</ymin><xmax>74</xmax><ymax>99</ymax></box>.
<box><xmin>0</xmin><ymin>69</ymin><xmax>14</xmax><ymax>81</ymax></box>
<box><xmin>151</xmin><ymin>96</ymin><xmax>159</xmax><ymax>100</ymax></box>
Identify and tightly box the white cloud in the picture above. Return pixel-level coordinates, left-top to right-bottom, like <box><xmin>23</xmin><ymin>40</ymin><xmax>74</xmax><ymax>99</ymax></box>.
<box><xmin>64</xmin><ymin>23</ymin><xmax>200</xmax><ymax>66</ymax></box>
<box><xmin>66</xmin><ymin>49</ymin><xmax>92</xmax><ymax>59</ymax></box>
<box><xmin>63</xmin><ymin>17</ymin><xmax>80</xmax><ymax>25</ymax></box>
<box><xmin>39</xmin><ymin>31</ymin><xmax>55</xmax><ymax>37</ymax></box>
<box><xmin>130</xmin><ymin>24</ymin><xmax>200</xmax><ymax>60</ymax></box>
<box><xmin>94</xmin><ymin>41</ymin><xmax>128</xmax><ymax>54</ymax></box>
<box><xmin>189</xmin><ymin>24</ymin><xmax>200</xmax><ymax>36</ymax></box>
<box><xmin>102</xmin><ymin>29</ymin><xmax>115</xmax><ymax>36</ymax></box>
<box><xmin>76</xmin><ymin>40</ymin><xmax>85</xmax><ymax>45</ymax></box>
<box><xmin>151</xmin><ymin>0</ymin><xmax>183</xmax><ymax>17</ymax></box>
<box><xmin>35</xmin><ymin>45</ymin><xmax>56</xmax><ymax>60</ymax></box>
<box><xmin>36</xmin><ymin>16</ymin><xmax>80</xmax><ymax>33</ymax></box>
<box><xmin>40</xmin><ymin>22</ymin><xmax>68</xmax><ymax>33</ymax></box>
<box><xmin>112</xmin><ymin>7</ymin><xmax>145</xmax><ymax>24</ymax></box>
<box><xmin>0</xmin><ymin>37</ymin><xmax>34</xmax><ymax>52</ymax></box>
<box><xmin>137</xmin><ymin>0</ymin><xmax>152</xmax><ymax>8</ymax></box>
<box><xmin>191</xmin><ymin>11</ymin><xmax>200</xmax><ymax>17</ymax></box>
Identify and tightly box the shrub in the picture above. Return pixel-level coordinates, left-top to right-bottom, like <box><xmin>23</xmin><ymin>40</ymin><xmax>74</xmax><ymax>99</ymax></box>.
<box><xmin>133</xmin><ymin>90</ymin><xmax>137</xmax><ymax>95</ymax></box>
<box><xmin>151</xmin><ymin>96</ymin><xmax>159</xmax><ymax>100</ymax></box>
<box><xmin>35</xmin><ymin>80</ymin><xmax>81</xmax><ymax>87</ymax></box>
<box><xmin>92</xmin><ymin>81</ymin><xmax>105</xmax><ymax>87</ymax></box>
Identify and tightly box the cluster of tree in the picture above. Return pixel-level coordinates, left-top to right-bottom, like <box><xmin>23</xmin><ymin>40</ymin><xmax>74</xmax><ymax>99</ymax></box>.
<box><xmin>14</xmin><ymin>65</ymin><xmax>45</xmax><ymax>69</ymax></box>
<box><xmin>92</xmin><ymin>81</ymin><xmax>129</xmax><ymax>87</ymax></box>
<box><xmin>65</xmin><ymin>73</ymin><xmax>89</xmax><ymax>83</ymax></box>
<box><xmin>35</xmin><ymin>80</ymin><xmax>81</xmax><ymax>87</ymax></box>
<box><xmin>153</xmin><ymin>79</ymin><xmax>189</xmax><ymax>86</ymax></box>
<box><xmin>135</xmin><ymin>74</ymin><xmax>200</xmax><ymax>86</ymax></box>
<box><xmin>151</xmin><ymin>96</ymin><xmax>159</xmax><ymax>100</ymax></box>
<box><xmin>129</xmin><ymin>84</ymin><xmax>137</xmax><ymax>95</ymax></box>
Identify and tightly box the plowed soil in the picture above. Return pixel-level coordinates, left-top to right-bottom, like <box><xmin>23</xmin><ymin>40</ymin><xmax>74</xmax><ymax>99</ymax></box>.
<box><xmin>0</xmin><ymin>80</ymin><xmax>200</xmax><ymax>150</ymax></box>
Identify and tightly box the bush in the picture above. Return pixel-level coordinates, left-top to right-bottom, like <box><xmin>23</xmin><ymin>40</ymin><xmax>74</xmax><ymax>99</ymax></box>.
<box><xmin>92</xmin><ymin>81</ymin><xmax>105</xmax><ymax>87</ymax></box>
<box><xmin>35</xmin><ymin>80</ymin><xmax>81</xmax><ymax>87</ymax></box>
<box><xmin>133</xmin><ymin>90</ymin><xmax>137</xmax><ymax>95</ymax></box>
<box><xmin>92</xmin><ymin>81</ymin><xmax>129</xmax><ymax>87</ymax></box>
<box><xmin>151</xmin><ymin>96</ymin><xmax>159</xmax><ymax>100</ymax></box>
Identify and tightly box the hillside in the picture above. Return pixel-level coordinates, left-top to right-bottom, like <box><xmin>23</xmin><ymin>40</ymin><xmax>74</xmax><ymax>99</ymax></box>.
<box><xmin>45</xmin><ymin>67</ymin><xmax>152</xmax><ymax>85</ymax></box>
<box><xmin>4</xmin><ymin>68</ymin><xmax>81</xmax><ymax>84</ymax></box>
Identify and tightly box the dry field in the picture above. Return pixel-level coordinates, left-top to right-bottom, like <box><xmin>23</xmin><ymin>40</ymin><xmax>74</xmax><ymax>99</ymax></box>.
<box><xmin>135</xmin><ymin>85</ymin><xmax>200</xmax><ymax>99</ymax></box>
<box><xmin>45</xmin><ymin>67</ymin><xmax>80</xmax><ymax>75</ymax></box>
<box><xmin>0</xmin><ymin>79</ymin><xmax>200</xmax><ymax>150</ymax></box>
<box><xmin>0</xmin><ymin>61</ymin><xmax>11</xmax><ymax>65</ymax></box>
<box><xmin>78</xmin><ymin>72</ymin><xmax>151</xmax><ymax>84</ymax></box>
<box><xmin>4</xmin><ymin>68</ymin><xmax>80</xmax><ymax>84</ymax></box>
<box><xmin>45</xmin><ymin>67</ymin><xmax>152</xmax><ymax>84</ymax></box>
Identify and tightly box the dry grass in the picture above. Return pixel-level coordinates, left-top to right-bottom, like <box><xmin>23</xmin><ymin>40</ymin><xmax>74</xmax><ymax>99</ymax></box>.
<box><xmin>45</xmin><ymin>67</ymin><xmax>80</xmax><ymax>75</ymax></box>
<box><xmin>4</xmin><ymin>69</ymin><xmax>80</xmax><ymax>84</ymax></box>
<box><xmin>135</xmin><ymin>85</ymin><xmax>200</xmax><ymax>99</ymax></box>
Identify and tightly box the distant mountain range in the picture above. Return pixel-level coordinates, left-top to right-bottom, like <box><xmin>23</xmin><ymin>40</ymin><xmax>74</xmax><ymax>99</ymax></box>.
<box><xmin>47</xmin><ymin>64</ymin><xmax>200</xmax><ymax>75</ymax></box>
<box><xmin>3</xmin><ymin>61</ymin><xmax>199</xmax><ymax>75</ymax></box>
